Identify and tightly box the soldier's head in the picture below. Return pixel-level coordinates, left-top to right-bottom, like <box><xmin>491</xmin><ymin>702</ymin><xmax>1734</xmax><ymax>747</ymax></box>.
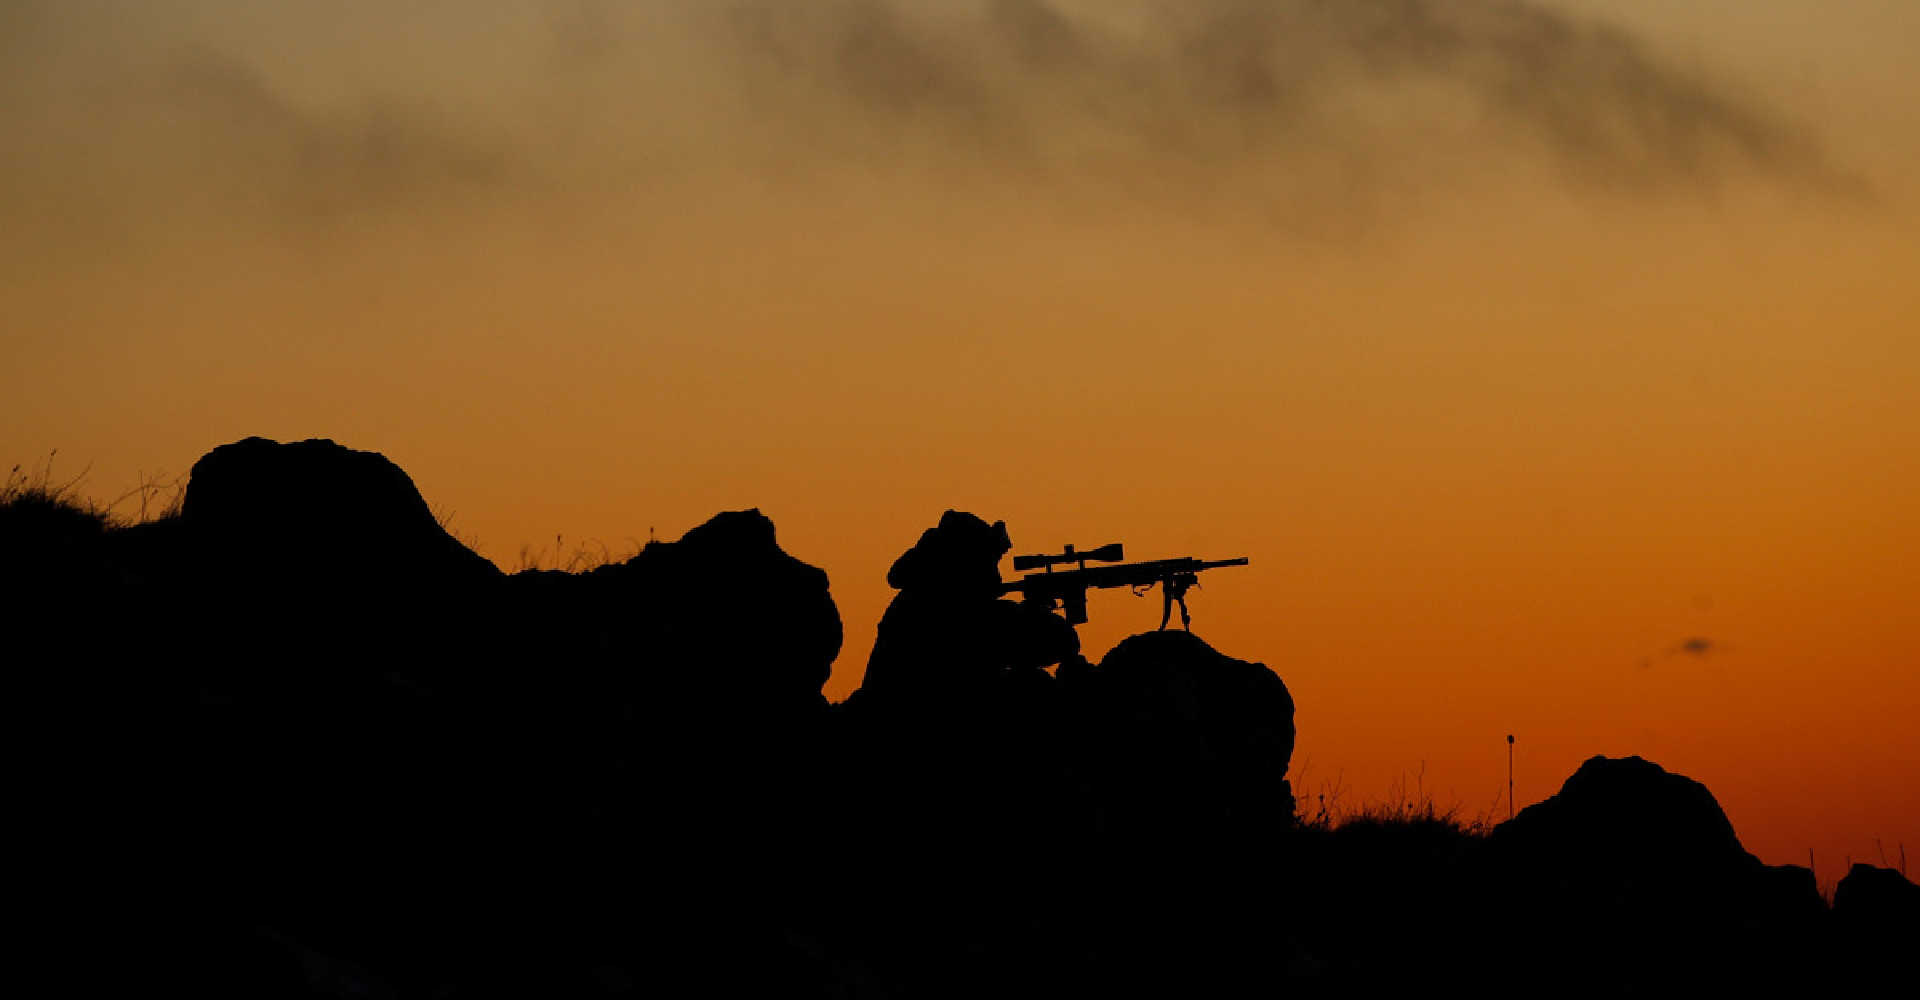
<box><xmin>886</xmin><ymin>510</ymin><xmax>1011</xmax><ymax>596</ymax></box>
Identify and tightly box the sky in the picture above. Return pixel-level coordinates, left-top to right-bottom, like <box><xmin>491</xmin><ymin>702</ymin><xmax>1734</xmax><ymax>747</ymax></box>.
<box><xmin>5</xmin><ymin>0</ymin><xmax>1916</xmax><ymax>881</ymax></box>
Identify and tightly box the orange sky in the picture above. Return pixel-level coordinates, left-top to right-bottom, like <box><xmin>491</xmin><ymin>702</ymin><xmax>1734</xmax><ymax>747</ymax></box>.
<box><xmin>4</xmin><ymin>1</ymin><xmax>1916</xmax><ymax>882</ymax></box>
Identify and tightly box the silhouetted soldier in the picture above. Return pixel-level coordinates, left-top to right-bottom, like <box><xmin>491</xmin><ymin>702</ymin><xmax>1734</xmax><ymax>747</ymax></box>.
<box><xmin>855</xmin><ymin>510</ymin><xmax>1079</xmax><ymax>720</ymax></box>
<box><xmin>840</xmin><ymin>511</ymin><xmax>1089</xmax><ymax>981</ymax></box>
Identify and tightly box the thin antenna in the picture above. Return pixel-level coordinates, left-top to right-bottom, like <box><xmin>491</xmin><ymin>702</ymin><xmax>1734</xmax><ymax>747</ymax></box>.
<box><xmin>1506</xmin><ymin>734</ymin><xmax>1516</xmax><ymax>821</ymax></box>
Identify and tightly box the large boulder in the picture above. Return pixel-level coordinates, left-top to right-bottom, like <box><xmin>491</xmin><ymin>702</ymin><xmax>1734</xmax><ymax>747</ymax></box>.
<box><xmin>1493</xmin><ymin>755</ymin><xmax>1756</xmax><ymax>881</ymax></box>
<box><xmin>1065</xmin><ymin>629</ymin><xmax>1296</xmax><ymax>841</ymax></box>
<box><xmin>595</xmin><ymin>507</ymin><xmax>843</xmax><ymax>713</ymax></box>
<box><xmin>1834</xmin><ymin>862</ymin><xmax>1920</xmax><ymax>922</ymax></box>
<box><xmin>1833</xmin><ymin>862</ymin><xmax>1920</xmax><ymax>942</ymax></box>
<box><xmin>1829</xmin><ymin>864</ymin><xmax>1920</xmax><ymax>995</ymax></box>
<box><xmin>498</xmin><ymin>507</ymin><xmax>843</xmax><ymax>754</ymax></box>
<box><xmin>1487</xmin><ymin>756</ymin><xmax>1824</xmax><ymax>990</ymax></box>
<box><xmin>174</xmin><ymin>436</ymin><xmax>500</xmax><ymax>601</ymax></box>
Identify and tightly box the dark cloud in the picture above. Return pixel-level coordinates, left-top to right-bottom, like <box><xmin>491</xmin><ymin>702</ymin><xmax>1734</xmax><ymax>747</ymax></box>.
<box><xmin>155</xmin><ymin>53</ymin><xmax>521</xmax><ymax>232</ymax></box>
<box><xmin>1674</xmin><ymin>637</ymin><xmax>1719</xmax><ymax>657</ymax></box>
<box><xmin>1639</xmin><ymin>636</ymin><xmax>1727</xmax><ymax>668</ymax></box>
<box><xmin>713</xmin><ymin>0</ymin><xmax>1845</xmax><ymax>210</ymax></box>
<box><xmin>0</xmin><ymin>5</ymin><xmax>536</xmax><ymax>259</ymax></box>
<box><xmin>0</xmin><ymin>0</ymin><xmax>1855</xmax><ymax>255</ymax></box>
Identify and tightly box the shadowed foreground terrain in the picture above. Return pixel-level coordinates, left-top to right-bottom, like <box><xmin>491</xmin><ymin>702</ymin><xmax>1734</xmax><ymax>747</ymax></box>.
<box><xmin>6</xmin><ymin>438</ymin><xmax>1914</xmax><ymax>998</ymax></box>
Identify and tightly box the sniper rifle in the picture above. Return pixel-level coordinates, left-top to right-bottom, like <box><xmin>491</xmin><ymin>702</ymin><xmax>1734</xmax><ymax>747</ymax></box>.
<box><xmin>1002</xmin><ymin>543</ymin><xmax>1248</xmax><ymax>630</ymax></box>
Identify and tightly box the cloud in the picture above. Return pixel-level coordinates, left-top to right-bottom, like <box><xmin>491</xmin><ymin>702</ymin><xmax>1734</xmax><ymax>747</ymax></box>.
<box><xmin>709</xmin><ymin>0</ymin><xmax>1846</xmax><ymax>211</ymax></box>
<box><xmin>1638</xmin><ymin>636</ymin><xmax>1728</xmax><ymax>668</ymax></box>
<box><xmin>153</xmin><ymin>52</ymin><xmax>523</xmax><ymax>233</ymax></box>
<box><xmin>0</xmin><ymin>0</ymin><xmax>1855</xmax><ymax>257</ymax></box>
<box><xmin>0</xmin><ymin>4</ymin><xmax>538</xmax><ymax>260</ymax></box>
<box><xmin>1674</xmin><ymin>636</ymin><xmax>1718</xmax><ymax>657</ymax></box>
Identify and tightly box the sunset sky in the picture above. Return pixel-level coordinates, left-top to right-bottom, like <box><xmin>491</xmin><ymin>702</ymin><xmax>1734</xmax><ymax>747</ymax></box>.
<box><xmin>5</xmin><ymin>1</ymin><xmax>1915</xmax><ymax>881</ymax></box>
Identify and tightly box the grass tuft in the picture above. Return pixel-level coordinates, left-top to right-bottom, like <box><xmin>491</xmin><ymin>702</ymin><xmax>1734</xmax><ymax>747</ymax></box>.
<box><xmin>2</xmin><ymin>453</ymin><xmax>185</xmax><ymax>533</ymax></box>
<box><xmin>513</xmin><ymin>533</ymin><xmax>643</xmax><ymax>574</ymax></box>
<box><xmin>2</xmin><ymin>453</ymin><xmax>113</xmax><ymax>535</ymax></box>
<box><xmin>1296</xmin><ymin>761</ymin><xmax>1499</xmax><ymax>837</ymax></box>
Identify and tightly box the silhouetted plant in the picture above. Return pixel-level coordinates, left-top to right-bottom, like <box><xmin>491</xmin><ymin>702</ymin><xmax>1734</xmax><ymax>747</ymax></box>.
<box><xmin>1294</xmin><ymin>761</ymin><xmax>1350</xmax><ymax>831</ymax></box>
<box><xmin>3</xmin><ymin>453</ymin><xmax>188</xmax><ymax>533</ymax></box>
<box><xmin>431</xmin><ymin>502</ymin><xmax>486</xmax><ymax>557</ymax></box>
<box><xmin>514</xmin><ymin>532</ymin><xmax>643</xmax><ymax>573</ymax></box>
<box><xmin>1</xmin><ymin>452</ymin><xmax>113</xmax><ymax>535</ymax></box>
<box><xmin>109</xmin><ymin>469</ymin><xmax>186</xmax><ymax>524</ymax></box>
<box><xmin>1297</xmin><ymin>761</ymin><xmax>1497</xmax><ymax>837</ymax></box>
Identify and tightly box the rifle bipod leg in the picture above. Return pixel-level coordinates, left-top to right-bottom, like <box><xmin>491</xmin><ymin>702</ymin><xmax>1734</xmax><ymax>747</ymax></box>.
<box><xmin>1158</xmin><ymin>575</ymin><xmax>1197</xmax><ymax>630</ymax></box>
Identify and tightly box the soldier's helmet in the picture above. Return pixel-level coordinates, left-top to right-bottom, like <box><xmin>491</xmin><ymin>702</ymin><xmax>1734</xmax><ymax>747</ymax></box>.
<box><xmin>885</xmin><ymin>510</ymin><xmax>1011</xmax><ymax>597</ymax></box>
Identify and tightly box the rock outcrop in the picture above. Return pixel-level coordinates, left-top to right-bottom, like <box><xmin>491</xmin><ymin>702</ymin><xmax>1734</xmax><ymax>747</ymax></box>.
<box><xmin>597</xmin><ymin>507</ymin><xmax>842</xmax><ymax>712</ymax></box>
<box><xmin>172</xmin><ymin>435</ymin><xmax>501</xmax><ymax>597</ymax></box>
<box><xmin>1064</xmin><ymin>629</ymin><xmax>1296</xmax><ymax>842</ymax></box>
<box><xmin>1487</xmin><ymin>755</ymin><xmax>1826</xmax><ymax>991</ymax></box>
<box><xmin>14</xmin><ymin>437</ymin><xmax>1914</xmax><ymax>998</ymax></box>
<box><xmin>1495</xmin><ymin>755</ymin><xmax>1757</xmax><ymax>881</ymax></box>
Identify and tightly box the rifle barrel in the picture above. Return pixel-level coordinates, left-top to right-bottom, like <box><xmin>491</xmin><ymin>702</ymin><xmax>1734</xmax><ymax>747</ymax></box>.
<box><xmin>1002</xmin><ymin>556</ymin><xmax>1248</xmax><ymax>596</ymax></box>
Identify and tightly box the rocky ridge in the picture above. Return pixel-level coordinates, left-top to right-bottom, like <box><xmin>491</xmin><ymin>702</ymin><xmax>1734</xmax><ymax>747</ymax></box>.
<box><xmin>6</xmin><ymin>437</ymin><xmax>1912</xmax><ymax>998</ymax></box>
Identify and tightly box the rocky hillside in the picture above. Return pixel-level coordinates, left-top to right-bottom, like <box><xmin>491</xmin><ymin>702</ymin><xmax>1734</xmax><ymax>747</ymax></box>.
<box><xmin>6</xmin><ymin>437</ymin><xmax>1912</xmax><ymax>997</ymax></box>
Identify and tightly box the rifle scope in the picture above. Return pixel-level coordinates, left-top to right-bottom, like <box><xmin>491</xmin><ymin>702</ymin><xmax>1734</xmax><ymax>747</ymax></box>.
<box><xmin>1013</xmin><ymin>542</ymin><xmax>1124</xmax><ymax>572</ymax></box>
